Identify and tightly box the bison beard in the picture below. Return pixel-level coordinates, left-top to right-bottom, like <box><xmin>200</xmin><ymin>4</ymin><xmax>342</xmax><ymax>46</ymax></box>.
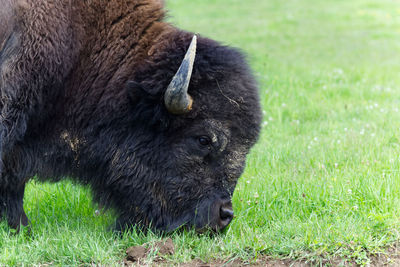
<box><xmin>0</xmin><ymin>0</ymin><xmax>261</xmax><ymax>232</ymax></box>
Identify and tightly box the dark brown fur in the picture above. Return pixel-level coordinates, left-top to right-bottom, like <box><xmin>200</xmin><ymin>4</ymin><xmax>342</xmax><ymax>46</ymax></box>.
<box><xmin>0</xmin><ymin>0</ymin><xmax>15</xmax><ymax>52</ymax></box>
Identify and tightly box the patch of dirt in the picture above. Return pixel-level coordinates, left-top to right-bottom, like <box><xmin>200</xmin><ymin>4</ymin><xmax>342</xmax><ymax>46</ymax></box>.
<box><xmin>369</xmin><ymin>246</ymin><xmax>400</xmax><ymax>266</ymax></box>
<box><xmin>126</xmin><ymin>245</ymin><xmax>148</xmax><ymax>262</ymax></box>
<box><xmin>153</xmin><ymin>238</ymin><xmax>175</xmax><ymax>256</ymax></box>
<box><xmin>124</xmin><ymin>241</ymin><xmax>400</xmax><ymax>266</ymax></box>
<box><xmin>124</xmin><ymin>238</ymin><xmax>175</xmax><ymax>266</ymax></box>
<box><xmin>176</xmin><ymin>258</ymin><xmax>310</xmax><ymax>267</ymax></box>
<box><xmin>167</xmin><ymin>254</ymin><xmax>400</xmax><ymax>267</ymax></box>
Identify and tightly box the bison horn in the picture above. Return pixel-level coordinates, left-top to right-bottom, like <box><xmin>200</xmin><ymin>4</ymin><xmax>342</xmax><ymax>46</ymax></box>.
<box><xmin>164</xmin><ymin>35</ymin><xmax>197</xmax><ymax>114</ymax></box>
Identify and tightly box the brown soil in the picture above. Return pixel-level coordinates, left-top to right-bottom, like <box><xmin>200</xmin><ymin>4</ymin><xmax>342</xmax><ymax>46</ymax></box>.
<box><xmin>125</xmin><ymin>238</ymin><xmax>175</xmax><ymax>266</ymax></box>
<box><xmin>126</xmin><ymin>245</ymin><xmax>148</xmax><ymax>263</ymax></box>
<box><xmin>124</xmin><ymin>240</ymin><xmax>400</xmax><ymax>266</ymax></box>
<box><xmin>153</xmin><ymin>238</ymin><xmax>175</xmax><ymax>256</ymax></box>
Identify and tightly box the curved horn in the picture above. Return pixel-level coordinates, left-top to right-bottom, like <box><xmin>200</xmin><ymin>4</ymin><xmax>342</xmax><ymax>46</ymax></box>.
<box><xmin>164</xmin><ymin>35</ymin><xmax>197</xmax><ymax>114</ymax></box>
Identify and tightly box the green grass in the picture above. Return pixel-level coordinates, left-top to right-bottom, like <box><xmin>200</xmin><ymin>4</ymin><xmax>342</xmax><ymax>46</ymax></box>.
<box><xmin>2</xmin><ymin>0</ymin><xmax>400</xmax><ymax>265</ymax></box>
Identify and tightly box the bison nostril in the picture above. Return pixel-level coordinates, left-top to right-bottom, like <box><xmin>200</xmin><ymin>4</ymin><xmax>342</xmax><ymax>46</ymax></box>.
<box><xmin>199</xmin><ymin>199</ymin><xmax>235</xmax><ymax>232</ymax></box>
<box><xmin>220</xmin><ymin>206</ymin><xmax>234</xmax><ymax>221</ymax></box>
<box><xmin>218</xmin><ymin>200</ymin><xmax>234</xmax><ymax>230</ymax></box>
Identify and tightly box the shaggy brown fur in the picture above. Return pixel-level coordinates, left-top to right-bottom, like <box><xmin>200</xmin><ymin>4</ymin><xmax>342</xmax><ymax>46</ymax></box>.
<box><xmin>0</xmin><ymin>0</ymin><xmax>15</xmax><ymax>51</ymax></box>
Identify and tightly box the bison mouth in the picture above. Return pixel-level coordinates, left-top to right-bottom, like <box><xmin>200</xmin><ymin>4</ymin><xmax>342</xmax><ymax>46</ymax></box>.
<box><xmin>162</xmin><ymin>197</ymin><xmax>234</xmax><ymax>233</ymax></box>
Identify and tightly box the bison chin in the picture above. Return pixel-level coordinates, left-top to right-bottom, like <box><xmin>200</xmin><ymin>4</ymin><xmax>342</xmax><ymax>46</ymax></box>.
<box><xmin>163</xmin><ymin>196</ymin><xmax>234</xmax><ymax>233</ymax></box>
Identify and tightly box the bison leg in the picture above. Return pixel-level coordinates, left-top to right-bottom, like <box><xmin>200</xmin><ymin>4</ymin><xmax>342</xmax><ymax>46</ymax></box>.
<box><xmin>0</xmin><ymin>183</ymin><xmax>29</xmax><ymax>230</ymax></box>
<box><xmin>0</xmin><ymin>109</ymin><xmax>29</xmax><ymax>171</ymax></box>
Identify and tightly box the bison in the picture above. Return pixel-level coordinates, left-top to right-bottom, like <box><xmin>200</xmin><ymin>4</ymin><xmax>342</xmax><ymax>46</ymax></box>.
<box><xmin>0</xmin><ymin>0</ymin><xmax>261</xmax><ymax>232</ymax></box>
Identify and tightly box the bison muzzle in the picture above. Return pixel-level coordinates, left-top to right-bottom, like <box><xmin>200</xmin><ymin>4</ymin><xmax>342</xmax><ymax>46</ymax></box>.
<box><xmin>0</xmin><ymin>0</ymin><xmax>261</xmax><ymax>232</ymax></box>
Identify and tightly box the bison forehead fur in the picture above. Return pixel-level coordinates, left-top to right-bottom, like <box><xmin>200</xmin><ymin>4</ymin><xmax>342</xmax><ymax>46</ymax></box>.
<box><xmin>0</xmin><ymin>0</ymin><xmax>261</xmax><ymax>232</ymax></box>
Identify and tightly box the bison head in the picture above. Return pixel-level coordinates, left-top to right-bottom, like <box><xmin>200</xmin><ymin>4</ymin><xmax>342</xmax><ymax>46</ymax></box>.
<box><xmin>102</xmin><ymin>34</ymin><xmax>261</xmax><ymax>232</ymax></box>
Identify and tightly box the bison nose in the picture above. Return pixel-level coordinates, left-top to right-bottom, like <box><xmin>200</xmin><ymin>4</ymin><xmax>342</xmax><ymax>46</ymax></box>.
<box><xmin>217</xmin><ymin>200</ymin><xmax>234</xmax><ymax>230</ymax></box>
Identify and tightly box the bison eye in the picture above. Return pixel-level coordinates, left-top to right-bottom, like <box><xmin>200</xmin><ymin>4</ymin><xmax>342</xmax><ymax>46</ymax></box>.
<box><xmin>198</xmin><ymin>136</ymin><xmax>211</xmax><ymax>146</ymax></box>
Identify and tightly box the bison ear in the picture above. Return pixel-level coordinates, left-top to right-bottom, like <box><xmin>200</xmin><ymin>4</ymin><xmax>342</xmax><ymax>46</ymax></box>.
<box><xmin>126</xmin><ymin>80</ymin><xmax>170</xmax><ymax>129</ymax></box>
<box><xmin>126</xmin><ymin>80</ymin><xmax>163</xmax><ymax>107</ymax></box>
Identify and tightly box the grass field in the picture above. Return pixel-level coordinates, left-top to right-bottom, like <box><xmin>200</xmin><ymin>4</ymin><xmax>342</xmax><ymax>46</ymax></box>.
<box><xmin>1</xmin><ymin>0</ymin><xmax>400</xmax><ymax>265</ymax></box>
